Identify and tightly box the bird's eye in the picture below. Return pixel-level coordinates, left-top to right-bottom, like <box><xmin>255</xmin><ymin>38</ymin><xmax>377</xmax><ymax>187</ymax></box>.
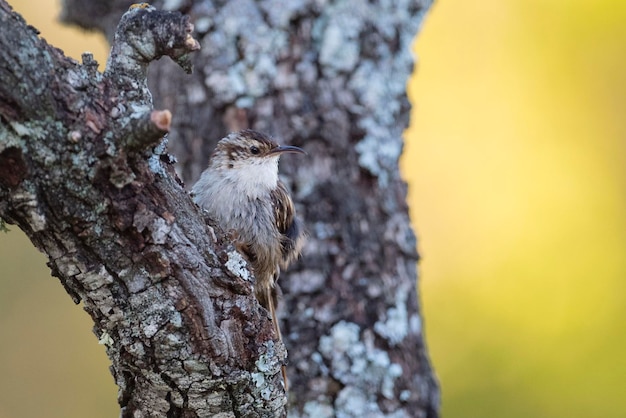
<box><xmin>250</xmin><ymin>145</ymin><xmax>260</xmax><ymax>155</ymax></box>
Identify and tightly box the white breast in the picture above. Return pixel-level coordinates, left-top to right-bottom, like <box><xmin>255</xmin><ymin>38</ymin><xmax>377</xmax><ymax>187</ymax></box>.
<box><xmin>221</xmin><ymin>157</ymin><xmax>279</xmax><ymax>198</ymax></box>
<box><xmin>191</xmin><ymin>156</ymin><xmax>280</xmax><ymax>229</ymax></box>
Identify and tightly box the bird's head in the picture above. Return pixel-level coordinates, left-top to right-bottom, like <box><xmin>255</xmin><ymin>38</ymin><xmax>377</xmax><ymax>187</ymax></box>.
<box><xmin>209</xmin><ymin>129</ymin><xmax>305</xmax><ymax>191</ymax></box>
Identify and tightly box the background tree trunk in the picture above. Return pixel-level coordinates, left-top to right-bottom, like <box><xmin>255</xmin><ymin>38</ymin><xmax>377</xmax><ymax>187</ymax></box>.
<box><xmin>1</xmin><ymin>0</ymin><xmax>439</xmax><ymax>416</ymax></box>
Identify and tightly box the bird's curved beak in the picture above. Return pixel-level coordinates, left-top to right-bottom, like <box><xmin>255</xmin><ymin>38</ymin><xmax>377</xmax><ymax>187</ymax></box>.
<box><xmin>269</xmin><ymin>145</ymin><xmax>307</xmax><ymax>156</ymax></box>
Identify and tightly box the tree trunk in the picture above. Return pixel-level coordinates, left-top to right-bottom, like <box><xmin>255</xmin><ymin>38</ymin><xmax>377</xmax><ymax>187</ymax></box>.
<box><xmin>1</xmin><ymin>0</ymin><xmax>439</xmax><ymax>416</ymax></box>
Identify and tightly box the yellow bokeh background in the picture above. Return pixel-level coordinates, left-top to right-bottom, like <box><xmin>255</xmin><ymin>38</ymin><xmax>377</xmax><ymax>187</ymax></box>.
<box><xmin>1</xmin><ymin>0</ymin><xmax>625</xmax><ymax>417</ymax></box>
<box><xmin>403</xmin><ymin>1</ymin><xmax>626</xmax><ymax>417</ymax></box>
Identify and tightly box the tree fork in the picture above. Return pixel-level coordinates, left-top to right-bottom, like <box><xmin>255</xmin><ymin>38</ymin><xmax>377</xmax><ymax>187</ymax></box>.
<box><xmin>0</xmin><ymin>2</ymin><xmax>288</xmax><ymax>416</ymax></box>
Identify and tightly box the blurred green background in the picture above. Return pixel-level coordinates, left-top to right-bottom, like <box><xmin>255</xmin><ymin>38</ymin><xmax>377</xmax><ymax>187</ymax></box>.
<box><xmin>1</xmin><ymin>0</ymin><xmax>625</xmax><ymax>417</ymax></box>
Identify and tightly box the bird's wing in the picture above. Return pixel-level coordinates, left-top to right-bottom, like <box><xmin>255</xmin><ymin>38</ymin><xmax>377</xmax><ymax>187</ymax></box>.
<box><xmin>270</xmin><ymin>181</ymin><xmax>304</xmax><ymax>267</ymax></box>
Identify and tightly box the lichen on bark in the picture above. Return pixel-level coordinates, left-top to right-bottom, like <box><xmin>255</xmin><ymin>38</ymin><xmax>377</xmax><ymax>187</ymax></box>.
<box><xmin>1</xmin><ymin>0</ymin><xmax>441</xmax><ymax>416</ymax></box>
<box><xmin>0</xmin><ymin>1</ymin><xmax>289</xmax><ymax>416</ymax></box>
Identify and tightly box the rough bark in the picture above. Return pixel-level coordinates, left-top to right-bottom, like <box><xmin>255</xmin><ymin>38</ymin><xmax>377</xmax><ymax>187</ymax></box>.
<box><xmin>1</xmin><ymin>0</ymin><xmax>439</xmax><ymax>417</ymax></box>
<box><xmin>0</xmin><ymin>2</ymin><xmax>286</xmax><ymax>416</ymax></box>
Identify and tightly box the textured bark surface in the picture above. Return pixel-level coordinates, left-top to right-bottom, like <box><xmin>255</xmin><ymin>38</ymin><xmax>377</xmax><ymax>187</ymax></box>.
<box><xmin>0</xmin><ymin>2</ymin><xmax>286</xmax><ymax>417</ymax></box>
<box><xmin>1</xmin><ymin>0</ymin><xmax>439</xmax><ymax>416</ymax></box>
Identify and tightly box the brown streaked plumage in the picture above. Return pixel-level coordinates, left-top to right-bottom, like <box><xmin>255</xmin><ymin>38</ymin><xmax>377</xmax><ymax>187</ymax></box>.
<box><xmin>191</xmin><ymin>129</ymin><xmax>305</xmax><ymax>390</ymax></box>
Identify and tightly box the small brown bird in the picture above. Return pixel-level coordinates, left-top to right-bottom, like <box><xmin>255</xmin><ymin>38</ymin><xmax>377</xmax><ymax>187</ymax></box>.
<box><xmin>191</xmin><ymin>129</ymin><xmax>305</xmax><ymax>388</ymax></box>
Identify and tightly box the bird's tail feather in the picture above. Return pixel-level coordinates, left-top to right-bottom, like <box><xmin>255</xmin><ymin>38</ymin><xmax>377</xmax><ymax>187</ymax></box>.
<box><xmin>265</xmin><ymin>286</ymin><xmax>288</xmax><ymax>391</ymax></box>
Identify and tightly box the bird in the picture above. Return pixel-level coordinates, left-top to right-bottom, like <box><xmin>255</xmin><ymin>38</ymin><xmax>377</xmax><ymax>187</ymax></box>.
<box><xmin>191</xmin><ymin>129</ymin><xmax>305</xmax><ymax>389</ymax></box>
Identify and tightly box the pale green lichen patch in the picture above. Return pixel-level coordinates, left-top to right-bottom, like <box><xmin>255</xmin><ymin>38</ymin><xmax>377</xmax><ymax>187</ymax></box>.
<box><xmin>251</xmin><ymin>372</ymin><xmax>265</xmax><ymax>388</ymax></box>
<box><xmin>317</xmin><ymin>321</ymin><xmax>406</xmax><ymax>415</ymax></box>
<box><xmin>314</xmin><ymin>0</ymin><xmax>363</xmax><ymax>74</ymax></box>
<box><xmin>301</xmin><ymin>400</ymin><xmax>335</xmax><ymax>418</ymax></box>
<box><xmin>373</xmin><ymin>285</ymin><xmax>411</xmax><ymax>346</ymax></box>
<box><xmin>255</xmin><ymin>342</ymin><xmax>280</xmax><ymax>374</ymax></box>
<box><xmin>98</xmin><ymin>330</ymin><xmax>115</xmax><ymax>347</ymax></box>
<box><xmin>250</xmin><ymin>340</ymin><xmax>287</xmax><ymax>408</ymax></box>
<box><xmin>225</xmin><ymin>250</ymin><xmax>252</xmax><ymax>282</ymax></box>
<box><xmin>8</xmin><ymin>121</ymin><xmax>32</xmax><ymax>137</ymax></box>
<box><xmin>148</xmin><ymin>138</ymin><xmax>168</xmax><ymax>176</ymax></box>
<box><xmin>335</xmin><ymin>385</ymin><xmax>382</xmax><ymax>417</ymax></box>
<box><xmin>202</xmin><ymin>1</ymin><xmax>287</xmax><ymax>105</ymax></box>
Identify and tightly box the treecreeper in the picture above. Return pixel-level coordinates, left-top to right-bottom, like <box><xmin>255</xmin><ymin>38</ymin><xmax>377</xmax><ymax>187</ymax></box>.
<box><xmin>191</xmin><ymin>129</ymin><xmax>306</xmax><ymax>390</ymax></box>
